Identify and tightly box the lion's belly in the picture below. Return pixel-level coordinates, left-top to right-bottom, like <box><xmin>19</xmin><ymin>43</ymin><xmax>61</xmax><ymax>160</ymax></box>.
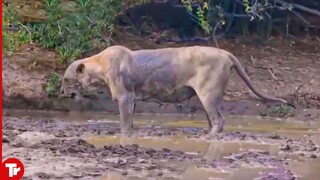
<box><xmin>137</xmin><ymin>80</ymin><xmax>196</xmax><ymax>103</ymax></box>
<box><xmin>133</xmin><ymin>52</ymin><xmax>196</xmax><ymax>103</ymax></box>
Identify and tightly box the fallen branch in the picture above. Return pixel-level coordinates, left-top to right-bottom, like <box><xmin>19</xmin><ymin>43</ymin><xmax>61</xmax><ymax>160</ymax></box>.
<box><xmin>155</xmin><ymin>34</ymin><xmax>224</xmax><ymax>44</ymax></box>
<box><xmin>272</xmin><ymin>0</ymin><xmax>320</xmax><ymax>17</ymax></box>
<box><xmin>290</xmin><ymin>10</ymin><xmax>311</xmax><ymax>26</ymax></box>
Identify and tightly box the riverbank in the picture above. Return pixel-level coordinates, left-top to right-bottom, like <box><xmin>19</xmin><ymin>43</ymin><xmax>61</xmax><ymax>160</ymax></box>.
<box><xmin>3</xmin><ymin>34</ymin><xmax>320</xmax><ymax>118</ymax></box>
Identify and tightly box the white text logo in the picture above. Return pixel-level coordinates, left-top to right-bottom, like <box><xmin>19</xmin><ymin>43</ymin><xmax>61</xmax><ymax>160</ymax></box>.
<box><xmin>5</xmin><ymin>163</ymin><xmax>21</xmax><ymax>177</ymax></box>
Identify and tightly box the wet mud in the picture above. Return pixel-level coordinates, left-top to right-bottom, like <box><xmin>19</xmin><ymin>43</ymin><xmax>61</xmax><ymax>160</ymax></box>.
<box><xmin>2</xmin><ymin>110</ymin><xmax>320</xmax><ymax>180</ymax></box>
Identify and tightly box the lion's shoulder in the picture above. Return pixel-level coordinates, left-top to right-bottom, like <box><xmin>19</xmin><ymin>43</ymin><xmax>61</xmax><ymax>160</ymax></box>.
<box><xmin>105</xmin><ymin>45</ymin><xmax>131</xmax><ymax>53</ymax></box>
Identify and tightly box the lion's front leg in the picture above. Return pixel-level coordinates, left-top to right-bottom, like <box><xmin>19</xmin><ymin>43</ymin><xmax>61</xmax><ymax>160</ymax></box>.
<box><xmin>118</xmin><ymin>92</ymin><xmax>135</xmax><ymax>135</ymax></box>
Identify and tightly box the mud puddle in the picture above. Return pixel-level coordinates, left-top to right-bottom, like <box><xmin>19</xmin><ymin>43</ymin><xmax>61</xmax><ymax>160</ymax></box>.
<box><xmin>85</xmin><ymin>135</ymin><xmax>280</xmax><ymax>160</ymax></box>
<box><xmin>2</xmin><ymin>109</ymin><xmax>320</xmax><ymax>179</ymax></box>
<box><xmin>88</xmin><ymin>136</ymin><xmax>280</xmax><ymax>180</ymax></box>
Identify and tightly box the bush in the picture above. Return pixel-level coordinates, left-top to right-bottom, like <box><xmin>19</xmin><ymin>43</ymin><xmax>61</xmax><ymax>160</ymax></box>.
<box><xmin>45</xmin><ymin>72</ymin><xmax>61</xmax><ymax>96</ymax></box>
<box><xmin>2</xmin><ymin>3</ymin><xmax>32</xmax><ymax>53</ymax></box>
<box><xmin>30</xmin><ymin>0</ymin><xmax>123</xmax><ymax>64</ymax></box>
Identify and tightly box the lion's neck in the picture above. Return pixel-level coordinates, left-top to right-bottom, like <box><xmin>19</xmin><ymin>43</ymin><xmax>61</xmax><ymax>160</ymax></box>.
<box><xmin>83</xmin><ymin>57</ymin><xmax>106</xmax><ymax>84</ymax></box>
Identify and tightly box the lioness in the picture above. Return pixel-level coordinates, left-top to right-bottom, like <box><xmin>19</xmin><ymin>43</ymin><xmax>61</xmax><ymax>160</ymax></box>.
<box><xmin>60</xmin><ymin>45</ymin><xmax>287</xmax><ymax>135</ymax></box>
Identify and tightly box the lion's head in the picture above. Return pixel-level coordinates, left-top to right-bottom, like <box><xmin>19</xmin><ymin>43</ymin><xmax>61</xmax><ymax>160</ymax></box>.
<box><xmin>60</xmin><ymin>59</ymin><xmax>90</xmax><ymax>100</ymax></box>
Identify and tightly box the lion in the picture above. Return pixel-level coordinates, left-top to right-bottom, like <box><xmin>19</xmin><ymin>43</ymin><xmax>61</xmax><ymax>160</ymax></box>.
<box><xmin>60</xmin><ymin>45</ymin><xmax>287</xmax><ymax>135</ymax></box>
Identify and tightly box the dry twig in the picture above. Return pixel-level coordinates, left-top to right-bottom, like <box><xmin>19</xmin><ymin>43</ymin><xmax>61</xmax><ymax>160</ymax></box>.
<box><xmin>212</xmin><ymin>22</ymin><xmax>222</xmax><ymax>49</ymax></box>
<box><xmin>267</xmin><ymin>66</ymin><xmax>285</xmax><ymax>86</ymax></box>
<box><xmin>272</xmin><ymin>0</ymin><xmax>320</xmax><ymax>17</ymax></box>
<box><xmin>250</xmin><ymin>55</ymin><xmax>256</xmax><ymax>67</ymax></box>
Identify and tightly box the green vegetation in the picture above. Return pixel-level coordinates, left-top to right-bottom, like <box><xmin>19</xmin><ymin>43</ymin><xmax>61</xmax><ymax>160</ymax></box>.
<box><xmin>196</xmin><ymin>2</ymin><xmax>211</xmax><ymax>34</ymax></box>
<box><xmin>260</xmin><ymin>104</ymin><xmax>295</xmax><ymax>118</ymax></box>
<box><xmin>3</xmin><ymin>0</ymin><xmax>315</xmax><ymax>61</ymax></box>
<box><xmin>243</xmin><ymin>0</ymin><xmax>251</xmax><ymax>13</ymax></box>
<box><xmin>182</xmin><ymin>0</ymin><xmax>212</xmax><ymax>34</ymax></box>
<box><xmin>30</xmin><ymin>0</ymin><xmax>122</xmax><ymax>64</ymax></box>
<box><xmin>45</xmin><ymin>72</ymin><xmax>61</xmax><ymax>96</ymax></box>
<box><xmin>2</xmin><ymin>4</ymin><xmax>32</xmax><ymax>53</ymax></box>
<box><xmin>3</xmin><ymin>0</ymin><xmax>122</xmax><ymax>63</ymax></box>
<box><xmin>2</xmin><ymin>0</ymin><xmax>316</xmax><ymax>97</ymax></box>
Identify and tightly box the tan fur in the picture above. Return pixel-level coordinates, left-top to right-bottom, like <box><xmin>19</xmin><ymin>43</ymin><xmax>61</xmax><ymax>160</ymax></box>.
<box><xmin>61</xmin><ymin>45</ymin><xmax>287</xmax><ymax>135</ymax></box>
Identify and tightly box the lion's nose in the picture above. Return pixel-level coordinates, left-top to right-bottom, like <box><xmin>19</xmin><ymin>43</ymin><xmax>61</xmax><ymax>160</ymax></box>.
<box><xmin>70</xmin><ymin>92</ymin><xmax>77</xmax><ymax>99</ymax></box>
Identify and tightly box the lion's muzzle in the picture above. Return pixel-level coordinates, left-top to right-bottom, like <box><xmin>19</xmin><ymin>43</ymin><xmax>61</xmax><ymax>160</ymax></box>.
<box><xmin>59</xmin><ymin>85</ymin><xmax>77</xmax><ymax>99</ymax></box>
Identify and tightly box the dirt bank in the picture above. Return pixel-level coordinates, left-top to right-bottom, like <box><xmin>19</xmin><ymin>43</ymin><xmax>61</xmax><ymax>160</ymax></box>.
<box><xmin>2</xmin><ymin>34</ymin><xmax>320</xmax><ymax>117</ymax></box>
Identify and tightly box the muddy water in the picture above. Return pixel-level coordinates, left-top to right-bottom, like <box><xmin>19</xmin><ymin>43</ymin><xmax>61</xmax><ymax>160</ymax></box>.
<box><xmin>87</xmin><ymin>132</ymin><xmax>319</xmax><ymax>180</ymax></box>
<box><xmin>4</xmin><ymin>109</ymin><xmax>320</xmax><ymax>131</ymax></box>
<box><xmin>288</xmin><ymin>159</ymin><xmax>320</xmax><ymax>180</ymax></box>
<box><xmin>90</xmin><ymin>136</ymin><xmax>279</xmax><ymax>180</ymax></box>
<box><xmin>86</xmin><ymin>136</ymin><xmax>280</xmax><ymax>160</ymax></box>
<box><xmin>100</xmin><ymin>166</ymin><xmax>276</xmax><ymax>180</ymax></box>
<box><xmin>3</xmin><ymin>109</ymin><xmax>320</xmax><ymax>180</ymax></box>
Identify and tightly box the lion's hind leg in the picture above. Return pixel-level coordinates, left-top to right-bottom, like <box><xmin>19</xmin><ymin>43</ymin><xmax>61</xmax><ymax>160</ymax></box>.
<box><xmin>190</xmin><ymin>70</ymin><xmax>230</xmax><ymax>134</ymax></box>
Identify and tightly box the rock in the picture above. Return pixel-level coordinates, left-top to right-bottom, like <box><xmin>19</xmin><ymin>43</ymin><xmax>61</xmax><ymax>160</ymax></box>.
<box><xmin>3</xmin><ymin>135</ymin><xmax>10</xmax><ymax>143</ymax></box>
<box><xmin>280</xmin><ymin>144</ymin><xmax>291</xmax><ymax>151</ymax></box>
<box><xmin>12</xmin><ymin>132</ymin><xmax>55</xmax><ymax>148</ymax></box>
<box><xmin>309</xmin><ymin>154</ymin><xmax>317</xmax><ymax>159</ymax></box>
<box><xmin>34</xmin><ymin>172</ymin><xmax>52</xmax><ymax>179</ymax></box>
<box><xmin>70</xmin><ymin>172</ymin><xmax>83</xmax><ymax>178</ymax></box>
<box><xmin>119</xmin><ymin>170</ymin><xmax>128</xmax><ymax>176</ymax></box>
<box><xmin>85</xmin><ymin>171</ymin><xmax>102</xmax><ymax>177</ymax></box>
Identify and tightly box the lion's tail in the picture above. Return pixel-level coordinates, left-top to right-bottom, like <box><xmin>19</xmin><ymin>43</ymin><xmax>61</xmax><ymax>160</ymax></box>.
<box><xmin>229</xmin><ymin>54</ymin><xmax>287</xmax><ymax>104</ymax></box>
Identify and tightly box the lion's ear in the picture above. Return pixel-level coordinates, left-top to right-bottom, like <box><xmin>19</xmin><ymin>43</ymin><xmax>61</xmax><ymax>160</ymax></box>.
<box><xmin>76</xmin><ymin>63</ymin><xmax>85</xmax><ymax>74</ymax></box>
